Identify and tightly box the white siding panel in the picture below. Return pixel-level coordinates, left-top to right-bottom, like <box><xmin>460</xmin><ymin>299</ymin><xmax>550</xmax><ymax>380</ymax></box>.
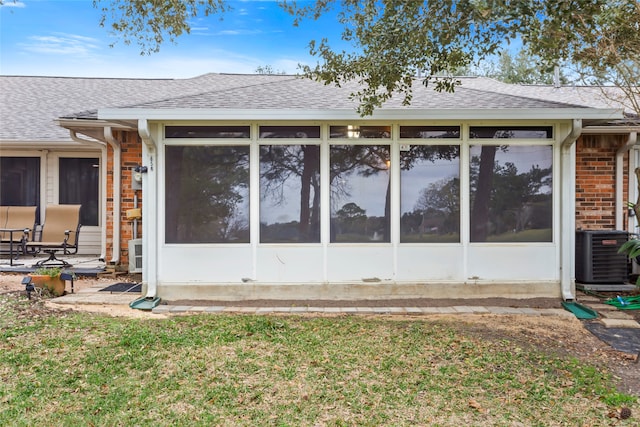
<box><xmin>467</xmin><ymin>245</ymin><xmax>557</xmax><ymax>281</ymax></box>
<box><xmin>160</xmin><ymin>245</ymin><xmax>253</xmax><ymax>283</ymax></box>
<box><xmin>256</xmin><ymin>246</ymin><xmax>324</xmax><ymax>283</ymax></box>
<box><xmin>77</xmin><ymin>227</ymin><xmax>102</xmax><ymax>255</ymax></box>
<box><xmin>326</xmin><ymin>246</ymin><xmax>394</xmax><ymax>282</ymax></box>
<box><xmin>396</xmin><ymin>245</ymin><xmax>464</xmax><ymax>281</ymax></box>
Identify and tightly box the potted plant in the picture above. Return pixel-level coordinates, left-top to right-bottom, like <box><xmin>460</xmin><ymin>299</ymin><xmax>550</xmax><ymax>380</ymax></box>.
<box><xmin>28</xmin><ymin>266</ymin><xmax>69</xmax><ymax>296</ymax></box>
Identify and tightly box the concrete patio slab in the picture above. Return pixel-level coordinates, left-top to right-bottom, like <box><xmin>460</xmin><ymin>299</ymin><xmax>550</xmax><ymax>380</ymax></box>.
<box><xmin>601</xmin><ymin>311</ymin><xmax>635</xmax><ymax>320</ymax></box>
<box><xmin>599</xmin><ymin>318</ymin><xmax>640</xmax><ymax>329</ymax></box>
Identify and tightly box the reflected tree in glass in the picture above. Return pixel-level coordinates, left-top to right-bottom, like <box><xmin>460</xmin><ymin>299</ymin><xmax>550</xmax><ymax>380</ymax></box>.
<box><xmin>260</xmin><ymin>145</ymin><xmax>320</xmax><ymax>243</ymax></box>
<box><xmin>400</xmin><ymin>145</ymin><xmax>460</xmax><ymax>243</ymax></box>
<box><xmin>470</xmin><ymin>145</ymin><xmax>552</xmax><ymax>242</ymax></box>
<box><xmin>330</xmin><ymin>145</ymin><xmax>390</xmax><ymax>242</ymax></box>
<box><xmin>165</xmin><ymin>146</ymin><xmax>250</xmax><ymax>243</ymax></box>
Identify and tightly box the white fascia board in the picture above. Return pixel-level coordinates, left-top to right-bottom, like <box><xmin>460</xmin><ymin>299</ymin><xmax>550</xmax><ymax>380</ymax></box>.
<box><xmin>56</xmin><ymin>118</ymin><xmax>137</xmax><ymax>131</ymax></box>
<box><xmin>0</xmin><ymin>139</ymin><xmax>87</xmax><ymax>149</ymax></box>
<box><xmin>99</xmin><ymin>107</ymin><xmax>623</xmax><ymax>122</ymax></box>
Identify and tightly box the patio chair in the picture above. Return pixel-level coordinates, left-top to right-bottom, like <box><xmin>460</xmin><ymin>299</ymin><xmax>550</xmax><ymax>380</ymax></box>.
<box><xmin>25</xmin><ymin>204</ymin><xmax>81</xmax><ymax>267</ymax></box>
<box><xmin>0</xmin><ymin>206</ymin><xmax>37</xmax><ymax>256</ymax></box>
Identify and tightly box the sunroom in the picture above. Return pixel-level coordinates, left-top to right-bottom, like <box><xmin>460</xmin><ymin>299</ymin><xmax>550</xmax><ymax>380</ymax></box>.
<box><xmin>97</xmin><ymin>102</ymin><xmax>622</xmax><ymax>302</ymax></box>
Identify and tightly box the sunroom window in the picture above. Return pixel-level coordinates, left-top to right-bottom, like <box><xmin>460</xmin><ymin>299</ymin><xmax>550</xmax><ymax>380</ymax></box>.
<box><xmin>165</xmin><ymin>126</ymin><xmax>250</xmax><ymax>139</ymax></box>
<box><xmin>330</xmin><ymin>125</ymin><xmax>391</xmax><ymax>139</ymax></box>
<box><xmin>469</xmin><ymin>126</ymin><xmax>553</xmax><ymax>139</ymax></box>
<box><xmin>259</xmin><ymin>126</ymin><xmax>321</xmax><ymax>139</ymax></box>
<box><xmin>400</xmin><ymin>146</ymin><xmax>460</xmax><ymax>242</ymax></box>
<box><xmin>330</xmin><ymin>145</ymin><xmax>391</xmax><ymax>242</ymax></box>
<box><xmin>260</xmin><ymin>145</ymin><xmax>321</xmax><ymax>243</ymax></box>
<box><xmin>400</xmin><ymin>126</ymin><xmax>460</xmax><ymax>139</ymax></box>
<box><xmin>165</xmin><ymin>146</ymin><xmax>250</xmax><ymax>243</ymax></box>
<box><xmin>469</xmin><ymin>145</ymin><xmax>552</xmax><ymax>242</ymax></box>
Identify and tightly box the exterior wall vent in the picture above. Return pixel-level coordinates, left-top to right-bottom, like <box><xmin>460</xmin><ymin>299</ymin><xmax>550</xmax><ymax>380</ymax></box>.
<box><xmin>128</xmin><ymin>238</ymin><xmax>143</xmax><ymax>273</ymax></box>
<box><xmin>575</xmin><ymin>230</ymin><xmax>628</xmax><ymax>284</ymax></box>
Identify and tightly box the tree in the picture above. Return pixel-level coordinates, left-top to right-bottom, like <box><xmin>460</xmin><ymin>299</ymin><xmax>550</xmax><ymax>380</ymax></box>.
<box><xmin>95</xmin><ymin>0</ymin><xmax>639</xmax><ymax>116</ymax></box>
<box><xmin>335</xmin><ymin>202</ymin><xmax>367</xmax><ymax>235</ymax></box>
<box><xmin>571</xmin><ymin>2</ymin><xmax>640</xmax><ymax>116</ymax></box>
<box><xmin>330</xmin><ymin>145</ymin><xmax>390</xmax><ymax>241</ymax></box>
<box><xmin>255</xmin><ymin>65</ymin><xmax>286</xmax><ymax>75</ymax></box>
<box><xmin>165</xmin><ymin>146</ymin><xmax>250</xmax><ymax>243</ymax></box>
<box><xmin>469</xmin><ymin>147</ymin><xmax>553</xmax><ymax>241</ymax></box>
<box><xmin>482</xmin><ymin>50</ymin><xmax>569</xmax><ymax>85</ymax></box>
<box><xmin>260</xmin><ymin>145</ymin><xmax>320</xmax><ymax>242</ymax></box>
<box><xmin>94</xmin><ymin>0</ymin><xmax>228</xmax><ymax>54</ymax></box>
<box><xmin>286</xmin><ymin>0</ymin><xmax>639</xmax><ymax>115</ymax></box>
<box><xmin>414</xmin><ymin>177</ymin><xmax>460</xmax><ymax>234</ymax></box>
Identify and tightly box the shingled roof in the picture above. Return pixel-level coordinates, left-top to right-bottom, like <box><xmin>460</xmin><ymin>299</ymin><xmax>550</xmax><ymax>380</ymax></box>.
<box><xmin>0</xmin><ymin>73</ymin><xmax>632</xmax><ymax>142</ymax></box>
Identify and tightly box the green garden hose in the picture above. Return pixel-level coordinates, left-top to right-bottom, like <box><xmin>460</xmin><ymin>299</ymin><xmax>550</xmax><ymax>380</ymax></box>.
<box><xmin>605</xmin><ymin>295</ymin><xmax>640</xmax><ymax>310</ymax></box>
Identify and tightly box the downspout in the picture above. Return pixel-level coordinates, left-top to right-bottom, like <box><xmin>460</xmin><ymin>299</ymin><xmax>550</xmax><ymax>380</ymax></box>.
<box><xmin>137</xmin><ymin>119</ymin><xmax>159</xmax><ymax>302</ymax></box>
<box><xmin>104</xmin><ymin>127</ymin><xmax>121</xmax><ymax>265</ymax></box>
<box><xmin>71</xmin><ymin>131</ymin><xmax>108</xmax><ymax>261</ymax></box>
<box><xmin>616</xmin><ymin>132</ymin><xmax>638</xmax><ymax>230</ymax></box>
<box><xmin>561</xmin><ymin>119</ymin><xmax>582</xmax><ymax>301</ymax></box>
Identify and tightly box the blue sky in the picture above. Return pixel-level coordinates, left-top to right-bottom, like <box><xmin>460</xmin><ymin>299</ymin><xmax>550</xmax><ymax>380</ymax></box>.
<box><xmin>0</xmin><ymin>0</ymin><xmax>344</xmax><ymax>78</ymax></box>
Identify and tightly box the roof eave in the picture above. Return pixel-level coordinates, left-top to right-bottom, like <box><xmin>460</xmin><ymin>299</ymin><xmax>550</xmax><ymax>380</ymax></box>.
<box><xmin>98</xmin><ymin>107</ymin><xmax>624</xmax><ymax>122</ymax></box>
<box><xmin>56</xmin><ymin>118</ymin><xmax>138</xmax><ymax>131</ymax></box>
<box><xmin>0</xmin><ymin>139</ymin><xmax>90</xmax><ymax>149</ymax></box>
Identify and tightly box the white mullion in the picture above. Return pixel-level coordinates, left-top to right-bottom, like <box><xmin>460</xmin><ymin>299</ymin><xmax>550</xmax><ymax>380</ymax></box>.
<box><xmin>391</xmin><ymin>125</ymin><xmax>400</xmax><ymax>279</ymax></box>
<box><xmin>460</xmin><ymin>124</ymin><xmax>470</xmax><ymax>280</ymax></box>
<box><xmin>321</xmin><ymin>124</ymin><xmax>330</xmax><ymax>283</ymax></box>
<box><xmin>250</xmin><ymin>123</ymin><xmax>259</xmax><ymax>280</ymax></box>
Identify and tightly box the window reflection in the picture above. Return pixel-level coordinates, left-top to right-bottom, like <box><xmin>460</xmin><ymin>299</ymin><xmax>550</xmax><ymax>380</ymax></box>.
<box><xmin>165</xmin><ymin>126</ymin><xmax>250</xmax><ymax>138</ymax></box>
<box><xmin>470</xmin><ymin>145</ymin><xmax>552</xmax><ymax>242</ymax></box>
<box><xmin>400</xmin><ymin>146</ymin><xmax>460</xmax><ymax>242</ymax></box>
<box><xmin>400</xmin><ymin>126</ymin><xmax>460</xmax><ymax>139</ymax></box>
<box><xmin>165</xmin><ymin>146</ymin><xmax>250</xmax><ymax>243</ymax></box>
<box><xmin>330</xmin><ymin>126</ymin><xmax>391</xmax><ymax>139</ymax></box>
<box><xmin>469</xmin><ymin>126</ymin><xmax>553</xmax><ymax>139</ymax></box>
<box><xmin>259</xmin><ymin>126</ymin><xmax>320</xmax><ymax>138</ymax></box>
<box><xmin>260</xmin><ymin>145</ymin><xmax>321</xmax><ymax>243</ymax></box>
<box><xmin>330</xmin><ymin>145</ymin><xmax>390</xmax><ymax>242</ymax></box>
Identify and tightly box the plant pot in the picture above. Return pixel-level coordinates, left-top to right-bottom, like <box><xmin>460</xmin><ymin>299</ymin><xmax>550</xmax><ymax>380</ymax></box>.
<box><xmin>28</xmin><ymin>274</ymin><xmax>66</xmax><ymax>297</ymax></box>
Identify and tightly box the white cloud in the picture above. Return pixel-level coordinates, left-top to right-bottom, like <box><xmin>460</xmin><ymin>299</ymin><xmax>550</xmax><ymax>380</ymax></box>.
<box><xmin>211</xmin><ymin>29</ymin><xmax>263</xmax><ymax>36</ymax></box>
<box><xmin>0</xmin><ymin>48</ymin><xmax>310</xmax><ymax>77</ymax></box>
<box><xmin>0</xmin><ymin>1</ymin><xmax>26</xmax><ymax>8</ymax></box>
<box><xmin>20</xmin><ymin>32</ymin><xmax>101</xmax><ymax>56</ymax></box>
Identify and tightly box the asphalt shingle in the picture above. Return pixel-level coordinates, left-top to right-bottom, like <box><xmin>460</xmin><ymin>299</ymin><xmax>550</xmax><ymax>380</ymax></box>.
<box><xmin>1</xmin><ymin>73</ymin><xmax>634</xmax><ymax>144</ymax></box>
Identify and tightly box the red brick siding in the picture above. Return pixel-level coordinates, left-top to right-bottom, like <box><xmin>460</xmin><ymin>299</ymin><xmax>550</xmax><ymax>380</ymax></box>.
<box><xmin>103</xmin><ymin>130</ymin><xmax>143</xmax><ymax>268</ymax></box>
<box><xmin>575</xmin><ymin>134</ymin><xmax>629</xmax><ymax>231</ymax></box>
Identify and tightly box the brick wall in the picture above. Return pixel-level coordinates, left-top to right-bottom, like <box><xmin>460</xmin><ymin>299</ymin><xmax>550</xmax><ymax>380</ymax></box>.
<box><xmin>575</xmin><ymin>134</ymin><xmax>629</xmax><ymax>231</ymax></box>
<box><xmin>119</xmin><ymin>131</ymin><xmax>143</xmax><ymax>266</ymax></box>
<box><xmin>104</xmin><ymin>130</ymin><xmax>143</xmax><ymax>268</ymax></box>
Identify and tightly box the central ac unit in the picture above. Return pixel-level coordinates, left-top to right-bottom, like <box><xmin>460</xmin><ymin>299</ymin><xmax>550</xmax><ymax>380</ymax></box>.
<box><xmin>575</xmin><ymin>230</ymin><xmax>628</xmax><ymax>284</ymax></box>
<box><xmin>128</xmin><ymin>238</ymin><xmax>143</xmax><ymax>273</ymax></box>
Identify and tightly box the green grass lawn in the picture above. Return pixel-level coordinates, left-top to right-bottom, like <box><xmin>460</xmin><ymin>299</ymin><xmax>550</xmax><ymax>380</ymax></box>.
<box><xmin>0</xmin><ymin>293</ymin><xmax>637</xmax><ymax>426</ymax></box>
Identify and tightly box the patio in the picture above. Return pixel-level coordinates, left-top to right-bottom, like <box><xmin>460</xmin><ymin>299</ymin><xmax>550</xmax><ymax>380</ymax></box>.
<box><xmin>0</xmin><ymin>253</ymin><xmax>106</xmax><ymax>276</ymax></box>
